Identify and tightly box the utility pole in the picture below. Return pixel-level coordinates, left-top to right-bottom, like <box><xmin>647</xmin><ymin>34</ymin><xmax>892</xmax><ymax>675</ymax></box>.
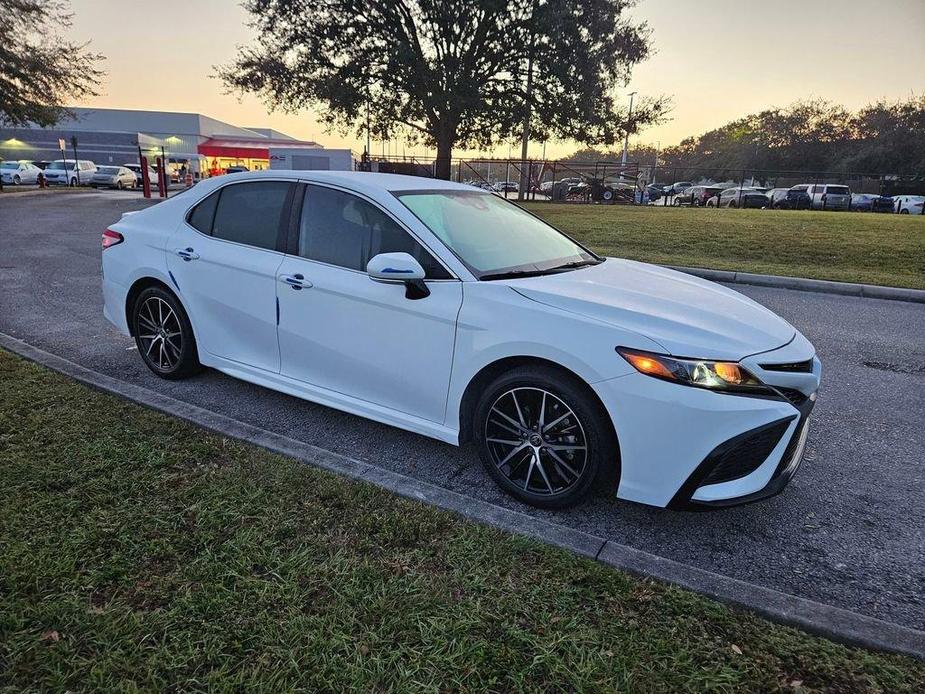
<box><xmin>518</xmin><ymin>49</ymin><xmax>534</xmax><ymax>201</ymax></box>
<box><xmin>652</xmin><ymin>141</ymin><xmax>660</xmax><ymax>184</ymax></box>
<box><xmin>620</xmin><ymin>91</ymin><xmax>637</xmax><ymax>167</ymax></box>
<box><xmin>365</xmin><ymin>94</ymin><xmax>371</xmax><ymax>163</ymax></box>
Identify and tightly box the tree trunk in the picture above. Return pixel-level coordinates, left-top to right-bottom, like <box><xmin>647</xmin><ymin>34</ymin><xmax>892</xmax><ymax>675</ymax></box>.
<box><xmin>435</xmin><ymin>137</ymin><xmax>454</xmax><ymax>180</ymax></box>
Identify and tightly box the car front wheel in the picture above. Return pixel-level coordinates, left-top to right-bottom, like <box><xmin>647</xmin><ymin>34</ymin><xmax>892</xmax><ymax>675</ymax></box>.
<box><xmin>132</xmin><ymin>286</ymin><xmax>202</xmax><ymax>379</ymax></box>
<box><xmin>475</xmin><ymin>366</ymin><xmax>617</xmax><ymax>509</ymax></box>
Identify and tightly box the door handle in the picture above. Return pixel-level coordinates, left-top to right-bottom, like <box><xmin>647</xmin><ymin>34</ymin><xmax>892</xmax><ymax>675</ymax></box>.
<box><xmin>175</xmin><ymin>247</ymin><xmax>200</xmax><ymax>261</ymax></box>
<box><xmin>279</xmin><ymin>273</ymin><xmax>312</xmax><ymax>290</ymax></box>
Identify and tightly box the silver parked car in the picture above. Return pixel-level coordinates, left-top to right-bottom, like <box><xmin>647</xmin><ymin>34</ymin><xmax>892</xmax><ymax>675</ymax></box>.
<box><xmin>90</xmin><ymin>165</ymin><xmax>138</xmax><ymax>190</ymax></box>
<box><xmin>809</xmin><ymin>184</ymin><xmax>851</xmax><ymax>210</ymax></box>
<box><xmin>0</xmin><ymin>160</ymin><xmax>42</xmax><ymax>185</ymax></box>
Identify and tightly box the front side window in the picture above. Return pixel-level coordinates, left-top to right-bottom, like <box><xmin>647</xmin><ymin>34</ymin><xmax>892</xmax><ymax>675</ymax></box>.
<box><xmin>396</xmin><ymin>190</ymin><xmax>598</xmax><ymax>279</ymax></box>
<box><xmin>299</xmin><ymin>185</ymin><xmax>450</xmax><ymax>279</ymax></box>
<box><xmin>210</xmin><ymin>181</ymin><xmax>291</xmax><ymax>250</ymax></box>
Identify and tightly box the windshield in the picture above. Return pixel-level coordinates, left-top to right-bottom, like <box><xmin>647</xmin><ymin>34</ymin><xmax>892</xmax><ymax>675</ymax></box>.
<box><xmin>47</xmin><ymin>161</ymin><xmax>73</xmax><ymax>170</ymax></box>
<box><xmin>97</xmin><ymin>166</ymin><xmax>120</xmax><ymax>174</ymax></box>
<box><xmin>396</xmin><ymin>190</ymin><xmax>599</xmax><ymax>279</ymax></box>
<box><xmin>1</xmin><ymin>162</ymin><xmax>19</xmax><ymax>169</ymax></box>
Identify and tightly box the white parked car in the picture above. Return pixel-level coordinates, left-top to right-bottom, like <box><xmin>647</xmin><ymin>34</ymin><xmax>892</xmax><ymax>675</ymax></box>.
<box><xmin>90</xmin><ymin>165</ymin><xmax>138</xmax><ymax>190</ymax></box>
<box><xmin>102</xmin><ymin>172</ymin><xmax>821</xmax><ymax>510</ymax></box>
<box><xmin>893</xmin><ymin>195</ymin><xmax>925</xmax><ymax>215</ymax></box>
<box><xmin>0</xmin><ymin>160</ymin><xmax>42</xmax><ymax>185</ymax></box>
<box><xmin>43</xmin><ymin>159</ymin><xmax>97</xmax><ymax>186</ymax></box>
<box><xmin>123</xmin><ymin>163</ymin><xmax>158</xmax><ymax>185</ymax></box>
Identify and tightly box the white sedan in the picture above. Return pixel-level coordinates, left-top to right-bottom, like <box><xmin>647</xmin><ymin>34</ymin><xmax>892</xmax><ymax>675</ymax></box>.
<box><xmin>1</xmin><ymin>160</ymin><xmax>41</xmax><ymax>185</ymax></box>
<box><xmin>893</xmin><ymin>195</ymin><xmax>925</xmax><ymax>215</ymax></box>
<box><xmin>102</xmin><ymin>171</ymin><xmax>821</xmax><ymax>510</ymax></box>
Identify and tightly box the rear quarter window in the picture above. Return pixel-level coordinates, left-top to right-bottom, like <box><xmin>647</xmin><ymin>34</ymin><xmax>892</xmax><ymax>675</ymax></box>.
<box><xmin>187</xmin><ymin>190</ymin><xmax>220</xmax><ymax>234</ymax></box>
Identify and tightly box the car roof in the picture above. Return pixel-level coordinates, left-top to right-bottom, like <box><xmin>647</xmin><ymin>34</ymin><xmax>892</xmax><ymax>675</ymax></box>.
<box><xmin>207</xmin><ymin>170</ymin><xmax>479</xmax><ymax>195</ymax></box>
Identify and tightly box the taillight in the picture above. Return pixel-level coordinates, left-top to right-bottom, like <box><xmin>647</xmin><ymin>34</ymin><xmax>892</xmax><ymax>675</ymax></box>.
<box><xmin>102</xmin><ymin>229</ymin><xmax>123</xmax><ymax>249</ymax></box>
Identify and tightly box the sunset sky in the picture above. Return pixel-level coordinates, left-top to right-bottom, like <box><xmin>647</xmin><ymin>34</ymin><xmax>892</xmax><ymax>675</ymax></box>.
<box><xmin>68</xmin><ymin>0</ymin><xmax>925</xmax><ymax>158</ymax></box>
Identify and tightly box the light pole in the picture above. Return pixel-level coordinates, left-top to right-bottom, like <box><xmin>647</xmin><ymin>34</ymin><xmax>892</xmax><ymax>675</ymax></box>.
<box><xmin>620</xmin><ymin>91</ymin><xmax>637</xmax><ymax>167</ymax></box>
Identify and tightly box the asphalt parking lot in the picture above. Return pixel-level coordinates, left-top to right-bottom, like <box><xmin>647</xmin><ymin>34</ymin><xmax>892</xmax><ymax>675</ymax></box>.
<box><xmin>2</xmin><ymin>191</ymin><xmax>923</xmax><ymax>632</ymax></box>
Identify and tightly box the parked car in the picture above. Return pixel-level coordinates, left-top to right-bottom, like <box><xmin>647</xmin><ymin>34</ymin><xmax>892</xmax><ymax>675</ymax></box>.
<box><xmin>893</xmin><ymin>195</ymin><xmax>925</xmax><ymax>215</ymax></box>
<box><xmin>124</xmin><ymin>163</ymin><xmax>158</xmax><ymax>184</ymax></box>
<box><xmin>766</xmin><ymin>188</ymin><xmax>791</xmax><ymax>209</ymax></box>
<box><xmin>0</xmin><ymin>160</ymin><xmax>42</xmax><ymax>185</ymax></box>
<box><xmin>808</xmin><ymin>184</ymin><xmax>851</xmax><ymax>210</ymax></box>
<box><xmin>663</xmin><ymin>181</ymin><xmax>693</xmax><ymax>196</ymax></box>
<box><xmin>850</xmin><ymin>193</ymin><xmax>894</xmax><ymax>213</ymax></box>
<box><xmin>674</xmin><ymin>185</ymin><xmax>724</xmax><ymax>207</ymax></box>
<box><xmin>645</xmin><ymin>183</ymin><xmax>663</xmax><ymax>202</ymax></box>
<box><xmin>43</xmin><ymin>159</ymin><xmax>97</xmax><ymax>186</ymax></box>
<box><xmin>90</xmin><ymin>165</ymin><xmax>138</xmax><ymax>190</ymax></box>
<box><xmin>493</xmin><ymin>181</ymin><xmax>519</xmax><ymax>193</ymax></box>
<box><xmin>102</xmin><ymin>171</ymin><xmax>820</xmax><ymax>510</ymax></box>
<box><xmin>707</xmin><ymin>187</ymin><xmax>769</xmax><ymax>209</ymax></box>
<box><xmin>783</xmin><ymin>185</ymin><xmax>813</xmax><ymax>210</ymax></box>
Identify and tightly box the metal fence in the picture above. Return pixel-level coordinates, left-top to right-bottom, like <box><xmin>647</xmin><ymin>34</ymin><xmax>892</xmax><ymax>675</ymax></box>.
<box><xmin>356</xmin><ymin>154</ymin><xmax>924</xmax><ymax>206</ymax></box>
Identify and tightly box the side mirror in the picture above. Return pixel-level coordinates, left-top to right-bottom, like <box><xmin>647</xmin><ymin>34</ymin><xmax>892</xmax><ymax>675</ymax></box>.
<box><xmin>367</xmin><ymin>252</ymin><xmax>430</xmax><ymax>299</ymax></box>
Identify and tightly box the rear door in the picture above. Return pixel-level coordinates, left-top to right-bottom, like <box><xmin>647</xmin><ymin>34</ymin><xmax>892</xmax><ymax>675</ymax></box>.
<box><xmin>276</xmin><ymin>183</ymin><xmax>462</xmax><ymax>422</ymax></box>
<box><xmin>167</xmin><ymin>180</ymin><xmax>294</xmax><ymax>372</ymax></box>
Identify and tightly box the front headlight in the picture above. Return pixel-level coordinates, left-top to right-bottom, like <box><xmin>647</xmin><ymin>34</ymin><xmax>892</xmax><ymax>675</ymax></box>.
<box><xmin>616</xmin><ymin>347</ymin><xmax>773</xmax><ymax>395</ymax></box>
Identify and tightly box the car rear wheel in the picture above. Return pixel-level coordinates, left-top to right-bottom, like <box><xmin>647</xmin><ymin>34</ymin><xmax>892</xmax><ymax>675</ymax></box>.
<box><xmin>900</xmin><ymin>209</ymin><xmax>909</xmax><ymax>214</ymax></box>
<box><xmin>475</xmin><ymin>365</ymin><xmax>617</xmax><ymax>509</ymax></box>
<box><xmin>132</xmin><ymin>287</ymin><xmax>202</xmax><ymax>380</ymax></box>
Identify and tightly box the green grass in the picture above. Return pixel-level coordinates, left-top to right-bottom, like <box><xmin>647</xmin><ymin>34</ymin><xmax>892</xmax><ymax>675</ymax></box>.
<box><xmin>1</xmin><ymin>350</ymin><xmax>923</xmax><ymax>691</ymax></box>
<box><xmin>524</xmin><ymin>204</ymin><xmax>925</xmax><ymax>290</ymax></box>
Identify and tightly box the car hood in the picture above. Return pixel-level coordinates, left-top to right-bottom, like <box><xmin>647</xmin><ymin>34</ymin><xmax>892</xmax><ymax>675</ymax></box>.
<box><xmin>508</xmin><ymin>259</ymin><xmax>796</xmax><ymax>361</ymax></box>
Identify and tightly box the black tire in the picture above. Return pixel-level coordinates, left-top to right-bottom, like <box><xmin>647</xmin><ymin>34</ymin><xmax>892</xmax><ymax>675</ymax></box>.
<box><xmin>132</xmin><ymin>286</ymin><xmax>202</xmax><ymax>379</ymax></box>
<box><xmin>474</xmin><ymin>365</ymin><xmax>618</xmax><ymax>509</ymax></box>
<box><xmin>117</xmin><ymin>180</ymin><xmax>124</xmax><ymax>190</ymax></box>
<box><xmin>673</xmin><ymin>197</ymin><xmax>682</xmax><ymax>206</ymax></box>
<box><xmin>13</xmin><ymin>174</ymin><xmax>21</xmax><ymax>185</ymax></box>
<box><xmin>899</xmin><ymin>209</ymin><xmax>909</xmax><ymax>215</ymax></box>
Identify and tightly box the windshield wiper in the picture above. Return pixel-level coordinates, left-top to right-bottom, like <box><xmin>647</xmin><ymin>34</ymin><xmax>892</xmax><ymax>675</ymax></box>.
<box><xmin>479</xmin><ymin>268</ymin><xmax>552</xmax><ymax>281</ymax></box>
<box><xmin>479</xmin><ymin>258</ymin><xmax>603</xmax><ymax>281</ymax></box>
<box><xmin>545</xmin><ymin>258</ymin><xmax>604</xmax><ymax>272</ymax></box>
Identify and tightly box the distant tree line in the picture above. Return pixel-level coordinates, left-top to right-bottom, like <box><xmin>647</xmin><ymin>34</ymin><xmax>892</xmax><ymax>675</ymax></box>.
<box><xmin>566</xmin><ymin>97</ymin><xmax>925</xmax><ymax>178</ymax></box>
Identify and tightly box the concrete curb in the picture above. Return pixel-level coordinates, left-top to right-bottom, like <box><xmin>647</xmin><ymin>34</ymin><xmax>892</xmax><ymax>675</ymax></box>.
<box><xmin>2</xmin><ymin>332</ymin><xmax>923</xmax><ymax>662</ymax></box>
<box><xmin>666</xmin><ymin>265</ymin><xmax>925</xmax><ymax>304</ymax></box>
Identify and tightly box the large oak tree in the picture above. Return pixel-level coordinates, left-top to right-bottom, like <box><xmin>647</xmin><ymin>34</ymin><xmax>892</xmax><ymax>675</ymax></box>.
<box><xmin>220</xmin><ymin>0</ymin><xmax>666</xmax><ymax>179</ymax></box>
<box><xmin>0</xmin><ymin>0</ymin><xmax>103</xmax><ymax>128</ymax></box>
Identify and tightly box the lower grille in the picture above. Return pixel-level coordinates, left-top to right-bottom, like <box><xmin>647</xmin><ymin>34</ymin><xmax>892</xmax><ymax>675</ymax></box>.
<box><xmin>700</xmin><ymin>419</ymin><xmax>792</xmax><ymax>486</ymax></box>
<box><xmin>776</xmin><ymin>387</ymin><xmax>808</xmax><ymax>408</ymax></box>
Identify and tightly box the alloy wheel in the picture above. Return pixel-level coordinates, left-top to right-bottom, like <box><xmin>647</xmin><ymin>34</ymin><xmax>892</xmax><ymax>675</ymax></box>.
<box><xmin>137</xmin><ymin>296</ymin><xmax>183</xmax><ymax>371</ymax></box>
<box><xmin>485</xmin><ymin>387</ymin><xmax>588</xmax><ymax>496</ymax></box>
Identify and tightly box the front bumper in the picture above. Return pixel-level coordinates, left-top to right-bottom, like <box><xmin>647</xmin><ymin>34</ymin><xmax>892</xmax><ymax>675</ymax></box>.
<box><xmin>593</xmin><ymin>335</ymin><xmax>821</xmax><ymax>509</ymax></box>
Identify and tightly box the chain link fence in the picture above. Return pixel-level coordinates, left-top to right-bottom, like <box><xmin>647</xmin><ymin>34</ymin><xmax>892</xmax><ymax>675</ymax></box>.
<box><xmin>357</xmin><ymin>154</ymin><xmax>923</xmax><ymax>211</ymax></box>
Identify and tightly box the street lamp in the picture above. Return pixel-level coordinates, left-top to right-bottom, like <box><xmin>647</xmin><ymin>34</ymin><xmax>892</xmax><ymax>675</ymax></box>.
<box><xmin>620</xmin><ymin>91</ymin><xmax>637</xmax><ymax>167</ymax></box>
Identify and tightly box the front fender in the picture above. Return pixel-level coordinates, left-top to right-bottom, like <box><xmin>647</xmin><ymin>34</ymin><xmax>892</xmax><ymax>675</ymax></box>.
<box><xmin>444</xmin><ymin>283</ymin><xmax>664</xmax><ymax>430</ymax></box>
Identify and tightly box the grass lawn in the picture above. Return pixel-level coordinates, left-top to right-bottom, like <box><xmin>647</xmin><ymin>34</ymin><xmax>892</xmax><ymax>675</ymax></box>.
<box><xmin>1</xmin><ymin>350</ymin><xmax>923</xmax><ymax>691</ymax></box>
<box><xmin>524</xmin><ymin>203</ymin><xmax>925</xmax><ymax>290</ymax></box>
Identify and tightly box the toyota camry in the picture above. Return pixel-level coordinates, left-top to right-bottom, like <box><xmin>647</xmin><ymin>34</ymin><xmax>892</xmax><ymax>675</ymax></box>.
<box><xmin>102</xmin><ymin>171</ymin><xmax>821</xmax><ymax>509</ymax></box>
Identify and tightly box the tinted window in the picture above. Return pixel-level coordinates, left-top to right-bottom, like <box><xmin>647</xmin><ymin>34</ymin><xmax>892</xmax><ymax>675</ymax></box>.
<box><xmin>188</xmin><ymin>190</ymin><xmax>219</xmax><ymax>234</ymax></box>
<box><xmin>299</xmin><ymin>185</ymin><xmax>450</xmax><ymax>279</ymax></box>
<box><xmin>211</xmin><ymin>182</ymin><xmax>290</xmax><ymax>250</ymax></box>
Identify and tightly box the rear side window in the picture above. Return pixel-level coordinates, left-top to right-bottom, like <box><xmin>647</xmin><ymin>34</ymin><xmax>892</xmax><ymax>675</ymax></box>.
<box><xmin>188</xmin><ymin>190</ymin><xmax>219</xmax><ymax>234</ymax></box>
<box><xmin>298</xmin><ymin>185</ymin><xmax>451</xmax><ymax>279</ymax></box>
<box><xmin>211</xmin><ymin>181</ymin><xmax>291</xmax><ymax>250</ymax></box>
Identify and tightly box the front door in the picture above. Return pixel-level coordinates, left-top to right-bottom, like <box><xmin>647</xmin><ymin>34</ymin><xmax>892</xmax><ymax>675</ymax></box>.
<box><xmin>276</xmin><ymin>183</ymin><xmax>462</xmax><ymax>423</ymax></box>
<box><xmin>167</xmin><ymin>180</ymin><xmax>292</xmax><ymax>373</ymax></box>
